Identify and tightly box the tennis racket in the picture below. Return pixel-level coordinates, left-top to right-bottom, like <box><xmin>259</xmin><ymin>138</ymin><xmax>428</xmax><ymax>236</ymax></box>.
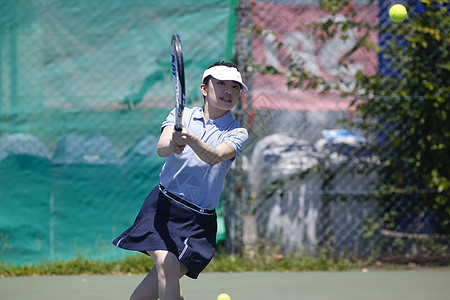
<box><xmin>171</xmin><ymin>34</ymin><xmax>186</xmax><ymax>131</ymax></box>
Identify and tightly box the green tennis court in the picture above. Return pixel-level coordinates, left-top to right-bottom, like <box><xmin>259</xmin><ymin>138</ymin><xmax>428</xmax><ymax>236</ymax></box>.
<box><xmin>2</xmin><ymin>269</ymin><xmax>449</xmax><ymax>300</ymax></box>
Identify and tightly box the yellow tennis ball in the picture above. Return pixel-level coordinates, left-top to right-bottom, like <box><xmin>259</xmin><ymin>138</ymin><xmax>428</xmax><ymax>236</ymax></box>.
<box><xmin>389</xmin><ymin>4</ymin><xmax>407</xmax><ymax>23</ymax></box>
<box><xmin>218</xmin><ymin>293</ymin><xmax>231</xmax><ymax>300</ymax></box>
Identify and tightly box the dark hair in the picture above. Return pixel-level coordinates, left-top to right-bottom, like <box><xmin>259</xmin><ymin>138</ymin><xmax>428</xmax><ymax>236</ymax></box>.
<box><xmin>202</xmin><ymin>61</ymin><xmax>241</xmax><ymax>86</ymax></box>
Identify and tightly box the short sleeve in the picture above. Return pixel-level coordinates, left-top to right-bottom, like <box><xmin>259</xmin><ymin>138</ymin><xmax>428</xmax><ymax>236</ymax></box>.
<box><xmin>223</xmin><ymin>127</ymin><xmax>248</xmax><ymax>158</ymax></box>
<box><xmin>161</xmin><ymin>108</ymin><xmax>176</xmax><ymax>131</ymax></box>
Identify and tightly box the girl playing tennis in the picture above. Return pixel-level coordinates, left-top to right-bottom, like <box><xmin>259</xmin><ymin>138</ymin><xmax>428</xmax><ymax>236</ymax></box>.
<box><xmin>113</xmin><ymin>61</ymin><xmax>248</xmax><ymax>300</ymax></box>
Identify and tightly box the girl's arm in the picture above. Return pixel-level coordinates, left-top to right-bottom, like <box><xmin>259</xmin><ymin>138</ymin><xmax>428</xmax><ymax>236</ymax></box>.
<box><xmin>187</xmin><ymin>134</ymin><xmax>235</xmax><ymax>165</ymax></box>
<box><xmin>157</xmin><ymin>126</ymin><xmax>185</xmax><ymax>157</ymax></box>
<box><xmin>172</xmin><ymin>127</ymin><xmax>236</xmax><ymax>165</ymax></box>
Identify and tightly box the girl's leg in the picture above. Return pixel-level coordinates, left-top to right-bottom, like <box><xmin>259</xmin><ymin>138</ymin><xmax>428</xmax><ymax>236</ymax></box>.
<box><xmin>130</xmin><ymin>250</ymin><xmax>188</xmax><ymax>300</ymax></box>
<box><xmin>130</xmin><ymin>266</ymin><xmax>159</xmax><ymax>300</ymax></box>
<box><xmin>149</xmin><ymin>250</ymin><xmax>188</xmax><ymax>300</ymax></box>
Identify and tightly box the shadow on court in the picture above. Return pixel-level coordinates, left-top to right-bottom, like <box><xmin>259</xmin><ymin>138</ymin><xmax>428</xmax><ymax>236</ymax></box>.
<box><xmin>1</xmin><ymin>270</ymin><xmax>450</xmax><ymax>300</ymax></box>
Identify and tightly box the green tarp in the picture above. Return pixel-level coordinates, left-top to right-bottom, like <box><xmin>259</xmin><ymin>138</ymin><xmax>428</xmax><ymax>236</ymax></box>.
<box><xmin>1</xmin><ymin>0</ymin><xmax>235</xmax><ymax>265</ymax></box>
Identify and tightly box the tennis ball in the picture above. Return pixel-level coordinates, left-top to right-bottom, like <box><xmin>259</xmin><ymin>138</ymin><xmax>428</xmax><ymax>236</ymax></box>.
<box><xmin>218</xmin><ymin>293</ymin><xmax>231</xmax><ymax>300</ymax></box>
<box><xmin>389</xmin><ymin>4</ymin><xmax>407</xmax><ymax>23</ymax></box>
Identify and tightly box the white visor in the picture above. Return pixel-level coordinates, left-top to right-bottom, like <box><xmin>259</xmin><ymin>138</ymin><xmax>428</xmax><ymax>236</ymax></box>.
<box><xmin>202</xmin><ymin>65</ymin><xmax>248</xmax><ymax>91</ymax></box>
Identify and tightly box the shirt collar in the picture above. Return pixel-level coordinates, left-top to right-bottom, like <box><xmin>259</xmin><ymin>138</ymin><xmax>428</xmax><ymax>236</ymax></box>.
<box><xmin>193</xmin><ymin>107</ymin><xmax>234</xmax><ymax>127</ymax></box>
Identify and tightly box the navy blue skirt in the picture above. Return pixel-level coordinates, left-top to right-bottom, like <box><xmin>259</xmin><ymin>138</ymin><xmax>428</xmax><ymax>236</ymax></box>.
<box><xmin>112</xmin><ymin>185</ymin><xmax>217</xmax><ymax>279</ymax></box>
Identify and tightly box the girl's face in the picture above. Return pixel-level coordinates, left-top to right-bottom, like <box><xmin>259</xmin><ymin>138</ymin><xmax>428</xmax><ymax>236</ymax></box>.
<box><xmin>201</xmin><ymin>77</ymin><xmax>242</xmax><ymax>116</ymax></box>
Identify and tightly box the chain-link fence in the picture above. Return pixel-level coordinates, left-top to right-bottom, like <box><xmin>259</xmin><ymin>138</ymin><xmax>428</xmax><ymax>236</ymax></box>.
<box><xmin>1</xmin><ymin>0</ymin><xmax>449</xmax><ymax>266</ymax></box>
<box><xmin>223</xmin><ymin>0</ymin><xmax>449</xmax><ymax>262</ymax></box>
<box><xmin>0</xmin><ymin>0</ymin><xmax>235</xmax><ymax>264</ymax></box>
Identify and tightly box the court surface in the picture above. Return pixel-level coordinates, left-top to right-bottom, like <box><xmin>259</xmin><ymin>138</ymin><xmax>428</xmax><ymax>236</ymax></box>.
<box><xmin>1</xmin><ymin>269</ymin><xmax>450</xmax><ymax>300</ymax></box>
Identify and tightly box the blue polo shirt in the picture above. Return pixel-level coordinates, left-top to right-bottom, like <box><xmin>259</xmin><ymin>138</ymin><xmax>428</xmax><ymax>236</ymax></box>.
<box><xmin>159</xmin><ymin>106</ymin><xmax>248</xmax><ymax>210</ymax></box>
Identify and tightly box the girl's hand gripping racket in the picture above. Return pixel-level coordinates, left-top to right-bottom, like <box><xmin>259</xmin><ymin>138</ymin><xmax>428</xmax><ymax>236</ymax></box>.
<box><xmin>171</xmin><ymin>34</ymin><xmax>186</xmax><ymax>132</ymax></box>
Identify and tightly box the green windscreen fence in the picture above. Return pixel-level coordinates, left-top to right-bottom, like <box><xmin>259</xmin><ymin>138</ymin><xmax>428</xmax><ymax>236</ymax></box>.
<box><xmin>1</xmin><ymin>0</ymin><xmax>235</xmax><ymax>265</ymax></box>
